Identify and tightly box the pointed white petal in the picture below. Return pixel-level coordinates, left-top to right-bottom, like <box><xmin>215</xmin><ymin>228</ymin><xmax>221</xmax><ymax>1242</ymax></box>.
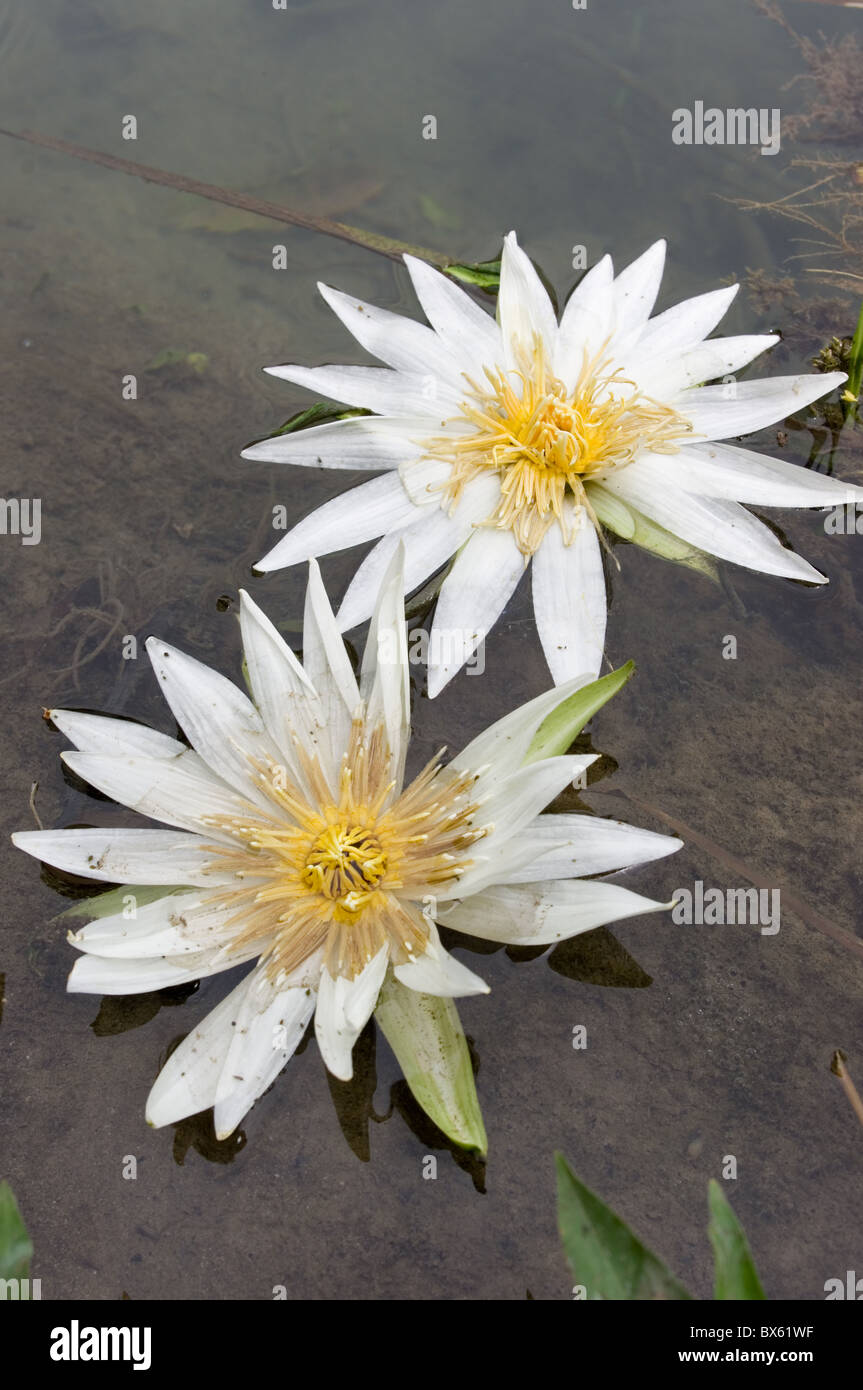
<box><xmin>498</xmin><ymin>231</ymin><xmax>558</xmax><ymax>369</ymax></box>
<box><xmin>678</xmin><ymin>372</ymin><xmax>846</xmax><ymax>441</ymax></box>
<box><xmin>611</xmin><ymin>239</ymin><xmax>666</xmax><ymax>338</ymax></box>
<box><xmin>531</xmin><ymin>504</ymin><xmax>607</xmax><ymax>684</ymax></box>
<box><xmin>318</xmin><ymin>282</ymin><xmax>467</xmax><ymax>387</ymax></box>
<box><xmin>48</xmin><ymin>710</ymin><xmax>185</xmax><ymax>759</ymax></box>
<box><xmin>634</xmin><ymin>284</ymin><xmax>739</xmax><ymax>357</ymax></box>
<box><xmin>554</xmin><ymin>255</ymin><xmax>614</xmax><ymax>388</ymax></box>
<box><xmin>605</xmin><ymin>464</ymin><xmax>827</xmax><ymax>582</ymax></box>
<box><xmin>255</xmin><ymin>472</ymin><xmax>431</xmax><ymax>574</ymax></box>
<box><xmin>213</xmin><ymin>961</ymin><xmax>319</xmax><ymax>1138</ymax></box>
<box><xmin>303</xmin><ymin>560</ymin><xmax>362</xmax><ymax>725</ymax></box>
<box><xmin>61</xmin><ymin>748</ymin><xmax>256</xmax><ymax>837</ymax></box>
<box><xmin>499</xmin><ymin>814</ymin><xmax>683</xmax><ymax>882</ymax></box>
<box><xmin>314</xmin><ymin>945</ymin><xmax>389</xmax><ymax>1081</ymax></box>
<box><xmin>403</xmin><ymin>254</ymin><xmax>502</xmax><ymax>369</ymax></box>
<box><xmin>263</xmin><ymin>362</ymin><xmax>462</xmax><ymax>416</ymax></box>
<box><xmin>427</xmin><ymin>525</ymin><xmax>527</xmax><ymax>697</ymax></box>
<box><xmin>361</xmin><ymin>545</ymin><xmax>409</xmax><ymax>785</ymax></box>
<box><xmin>336</xmin><ymin>472</ymin><xmax>501</xmax><ymax>633</ymax></box>
<box><xmin>145</xmin><ymin>638</ymin><xmax>281</xmax><ymax>806</ymax></box>
<box><xmin>242</xmin><ymin>415</ymin><xmax>426</xmax><ymax>469</ymax></box>
<box><xmin>629</xmin><ymin>443</ymin><xmax>863</xmax><ymax>508</ymax></box>
<box><xmin>439</xmin><ymin>878</ymin><xmax>668</xmax><ymax>945</ymax></box>
<box><xmin>146</xmin><ymin>973</ymin><xmax>255</xmax><ymax>1128</ymax></box>
<box><xmin>11</xmin><ymin>827</ymin><xmax>228</xmax><ymax>885</ymax></box>
<box><xmin>67</xmin><ymin>940</ymin><xmax>258</xmax><ymax>994</ymax></box>
<box><xmin>452</xmin><ymin>671</ymin><xmax>596</xmax><ymax>784</ymax></box>
<box><xmin>238</xmin><ymin>589</ymin><xmax>332</xmax><ymax>785</ymax></box>
<box><xmin>394</xmin><ymin>917</ymin><xmax>490</xmax><ymax>997</ymax></box>
<box><xmin>629</xmin><ymin>335</ymin><xmax>779</xmax><ymax>397</ymax></box>
<box><xmin>69</xmin><ymin>890</ymin><xmax>242</xmax><ymax>958</ymax></box>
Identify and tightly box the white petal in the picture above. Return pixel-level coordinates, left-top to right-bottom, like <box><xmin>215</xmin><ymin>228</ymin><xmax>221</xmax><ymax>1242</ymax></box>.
<box><xmin>611</xmin><ymin>240</ymin><xmax>666</xmax><ymax>338</ymax></box>
<box><xmin>630</xmin><ymin>443</ymin><xmax>863</xmax><ymax>508</ymax></box>
<box><xmin>393</xmin><ymin>916</ymin><xmax>490</xmax><ymax>997</ymax></box>
<box><xmin>238</xmin><ymin>588</ymin><xmax>331</xmax><ymax>785</ymax></box>
<box><xmin>69</xmin><ymin>889</ymin><xmax>242</xmax><ymax>958</ymax></box>
<box><xmin>48</xmin><ymin>710</ymin><xmax>185</xmax><ymax>759</ymax></box>
<box><xmin>678</xmin><ymin>372</ymin><xmax>846</xmax><ymax>441</ymax></box>
<box><xmin>531</xmin><ymin>504</ymin><xmax>607</xmax><ymax>684</ymax></box>
<box><xmin>605</xmin><ymin>464</ymin><xmax>827</xmax><ymax>582</ymax></box>
<box><xmin>498</xmin><ymin>231</ymin><xmax>558</xmax><ymax>369</ymax></box>
<box><xmin>242</xmin><ymin>415</ymin><xmax>427</xmax><ymax>469</ymax></box>
<box><xmin>213</xmin><ymin>961</ymin><xmax>319</xmax><ymax>1138</ymax></box>
<box><xmin>67</xmin><ymin>941</ymin><xmax>258</xmax><ymax>994</ymax></box>
<box><xmin>145</xmin><ymin>638</ymin><xmax>281</xmax><ymax>807</ymax></box>
<box><xmin>452</xmin><ymin>671</ymin><xmax>597</xmax><ymax>785</ymax></box>
<box><xmin>499</xmin><ymin>814</ymin><xmax>683</xmax><ymax>882</ymax></box>
<box><xmin>427</xmin><ymin>525</ymin><xmax>527</xmax><ymax>697</ymax></box>
<box><xmin>628</xmin><ymin>335</ymin><xmax>779</xmax><ymax>397</ymax></box>
<box><xmin>255</xmin><ymin>472</ymin><xmax>430</xmax><ymax>574</ymax></box>
<box><xmin>439</xmin><ymin>879</ymin><xmax>668</xmax><ymax>945</ymax></box>
<box><xmin>633</xmin><ymin>284</ymin><xmax>739</xmax><ymax>357</ymax></box>
<box><xmin>61</xmin><ymin>748</ymin><xmax>256</xmax><ymax>837</ymax></box>
<box><xmin>314</xmin><ymin>945</ymin><xmax>389</xmax><ymax>1081</ymax></box>
<box><xmin>146</xmin><ymin>973</ymin><xmax>254</xmax><ymax>1128</ymax></box>
<box><xmin>263</xmin><ymin>362</ymin><xmax>462</xmax><ymax>416</ymax></box>
<box><xmin>303</xmin><ymin>560</ymin><xmax>362</xmax><ymax>736</ymax></box>
<box><xmin>554</xmin><ymin>255</ymin><xmax>614</xmax><ymax>388</ymax></box>
<box><xmin>403</xmin><ymin>254</ymin><xmax>502</xmax><ymax>369</ymax></box>
<box><xmin>361</xmin><ymin>545</ymin><xmax>409</xmax><ymax>786</ymax></box>
<box><xmin>11</xmin><ymin>827</ymin><xmax>228</xmax><ymax>885</ymax></box>
<box><xmin>318</xmin><ymin>282</ymin><xmax>467</xmax><ymax>388</ymax></box>
<box><xmin>336</xmin><ymin>472</ymin><xmax>502</xmax><ymax>633</ymax></box>
<box><xmin>452</xmin><ymin>755</ymin><xmax>598</xmax><ymax>898</ymax></box>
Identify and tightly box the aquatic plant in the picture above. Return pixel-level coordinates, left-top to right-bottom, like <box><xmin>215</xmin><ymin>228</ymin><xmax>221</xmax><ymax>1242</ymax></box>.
<box><xmin>243</xmin><ymin>234</ymin><xmax>856</xmax><ymax>693</ymax></box>
<box><xmin>13</xmin><ymin>553</ymin><xmax>679</xmax><ymax>1143</ymax></box>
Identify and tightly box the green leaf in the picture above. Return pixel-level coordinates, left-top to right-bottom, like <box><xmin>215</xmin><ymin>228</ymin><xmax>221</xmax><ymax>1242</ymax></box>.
<box><xmin>589</xmin><ymin>482</ymin><xmax>719</xmax><ymax>581</ymax></box>
<box><xmin>845</xmin><ymin>296</ymin><xmax>863</xmax><ymax>417</ymax></box>
<box><xmin>57</xmin><ymin>885</ymin><xmax>190</xmax><ymax>922</ymax></box>
<box><xmin>0</xmin><ymin>1182</ymin><xmax>32</xmax><ymax>1284</ymax></box>
<box><xmin>707</xmin><ymin>1179</ymin><xmax>766</xmax><ymax>1300</ymax></box>
<box><xmin>444</xmin><ymin>259</ymin><xmax>502</xmax><ymax>293</ymax></box>
<box><xmin>375</xmin><ymin>973</ymin><xmax>487</xmax><ymax>1155</ymax></box>
<box><xmin>555</xmin><ymin>1153</ymin><xmax>693</xmax><ymax>1300</ymax></box>
<box><xmin>524</xmin><ymin>662</ymin><xmax>634</xmax><ymax>764</ymax></box>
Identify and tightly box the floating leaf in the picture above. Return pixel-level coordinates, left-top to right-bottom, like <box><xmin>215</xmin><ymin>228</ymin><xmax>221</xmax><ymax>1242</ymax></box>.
<box><xmin>0</xmin><ymin>1182</ymin><xmax>32</xmax><ymax>1284</ymax></box>
<box><xmin>555</xmin><ymin>1152</ymin><xmax>693</xmax><ymax>1300</ymax></box>
<box><xmin>525</xmin><ymin>663</ymin><xmax>634</xmax><ymax>764</ymax></box>
<box><xmin>375</xmin><ymin>973</ymin><xmax>487</xmax><ymax>1155</ymax></box>
<box><xmin>707</xmin><ymin>1179</ymin><xmax>766</xmax><ymax>1300</ymax></box>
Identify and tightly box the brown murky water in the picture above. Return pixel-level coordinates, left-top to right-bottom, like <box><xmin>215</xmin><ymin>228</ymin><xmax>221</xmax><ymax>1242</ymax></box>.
<box><xmin>1</xmin><ymin>0</ymin><xmax>861</xmax><ymax>1300</ymax></box>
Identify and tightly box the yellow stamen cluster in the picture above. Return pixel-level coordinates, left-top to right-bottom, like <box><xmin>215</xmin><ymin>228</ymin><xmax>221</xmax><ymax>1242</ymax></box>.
<box><xmin>429</xmin><ymin>338</ymin><xmax>693</xmax><ymax>555</ymax></box>
<box><xmin>200</xmin><ymin>715</ymin><xmax>486</xmax><ymax>983</ymax></box>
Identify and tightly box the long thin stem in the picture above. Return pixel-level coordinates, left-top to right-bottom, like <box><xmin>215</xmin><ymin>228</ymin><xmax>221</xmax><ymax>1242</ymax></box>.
<box><xmin>0</xmin><ymin>126</ymin><xmax>453</xmax><ymax>268</ymax></box>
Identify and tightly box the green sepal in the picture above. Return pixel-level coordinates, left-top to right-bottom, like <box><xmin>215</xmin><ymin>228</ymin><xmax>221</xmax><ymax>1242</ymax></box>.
<box><xmin>525</xmin><ymin>662</ymin><xmax>634</xmax><ymax>764</ymax></box>
<box><xmin>589</xmin><ymin>482</ymin><xmax>719</xmax><ymax>581</ymax></box>
<box><xmin>375</xmin><ymin>972</ymin><xmax>487</xmax><ymax>1156</ymax></box>
<box><xmin>56</xmin><ymin>884</ymin><xmax>191</xmax><ymax>922</ymax></box>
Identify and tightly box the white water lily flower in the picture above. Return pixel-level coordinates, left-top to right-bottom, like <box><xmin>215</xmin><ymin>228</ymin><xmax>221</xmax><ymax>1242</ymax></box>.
<box><xmin>13</xmin><ymin>553</ymin><xmax>680</xmax><ymax>1139</ymax></box>
<box><xmin>243</xmin><ymin>233</ymin><xmax>860</xmax><ymax>693</ymax></box>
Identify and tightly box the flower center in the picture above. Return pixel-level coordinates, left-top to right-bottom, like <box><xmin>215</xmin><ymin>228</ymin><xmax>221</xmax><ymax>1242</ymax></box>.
<box><xmin>430</xmin><ymin>338</ymin><xmax>693</xmax><ymax>555</ymax></box>
<box><xmin>301</xmin><ymin>823</ymin><xmax>388</xmax><ymax>914</ymax></box>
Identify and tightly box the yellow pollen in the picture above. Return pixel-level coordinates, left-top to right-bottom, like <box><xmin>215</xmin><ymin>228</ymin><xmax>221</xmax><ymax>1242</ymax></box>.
<box><xmin>426</xmin><ymin>336</ymin><xmax>693</xmax><ymax>555</ymax></box>
<box><xmin>301</xmin><ymin>823</ymin><xmax>388</xmax><ymax>911</ymax></box>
